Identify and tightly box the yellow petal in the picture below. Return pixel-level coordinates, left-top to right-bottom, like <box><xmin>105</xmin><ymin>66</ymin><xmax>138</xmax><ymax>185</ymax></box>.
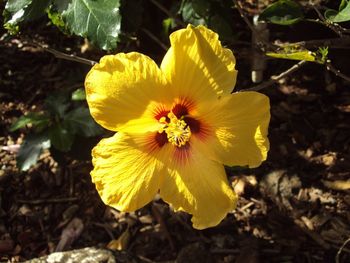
<box><xmin>85</xmin><ymin>53</ymin><xmax>169</xmax><ymax>132</ymax></box>
<box><xmin>91</xmin><ymin>132</ymin><xmax>166</xmax><ymax>212</ymax></box>
<box><xmin>193</xmin><ymin>91</ymin><xmax>270</xmax><ymax>168</ymax></box>
<box><xmin>161</xmin><ymin>25</ymin><xmax>237</xmax><ymax>102</ymax></box>
<box><xmin>160</xmin><ymin>146</ymin><xmax>237</xmax><ymax>229</ymax></box>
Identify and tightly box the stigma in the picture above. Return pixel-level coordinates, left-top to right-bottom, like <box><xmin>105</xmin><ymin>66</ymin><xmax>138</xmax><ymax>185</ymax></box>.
<box><xmin>159</xmin><ymin>112</ymin><xmax>191</xmax><ymax>147</ymax></box>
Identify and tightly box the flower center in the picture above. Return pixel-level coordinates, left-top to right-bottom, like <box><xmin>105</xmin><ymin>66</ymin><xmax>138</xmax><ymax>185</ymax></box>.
<box><xmin>159</xmin><ymin>112</ymin><xmax>191</xmax><ymax>147</ymax></box>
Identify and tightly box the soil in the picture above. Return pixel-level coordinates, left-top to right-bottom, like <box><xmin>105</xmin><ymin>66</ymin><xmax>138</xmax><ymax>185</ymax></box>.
<box><xmin>1</xmin><ymin>2</ymin><xmax>350</xmax><ymax>263</ymax></box>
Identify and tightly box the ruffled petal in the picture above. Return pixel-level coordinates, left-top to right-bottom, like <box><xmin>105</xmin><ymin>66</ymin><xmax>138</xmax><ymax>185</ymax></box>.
<box><xmin>193</xmin><ymin>91</ymin><xmax>270</xmax><ymax>168</ymax></box>
<box><xmin>85</xmin><ymin>53</ymin><xmax>169</xmax><ymax>132</ymax></box>
<box><xmin>160</xmin><ymin>146</ymin><xmax>237</xmax><ymax>229</ymax></box>
<box><xmin>91</xmin><ymin>132</ymin><xmax>166</xmax><ymax>212</ymax></box>
<box><xmin>160</xmin><ymin>25</ymin><xmax>237</xmax><ymax>102</ymax></box>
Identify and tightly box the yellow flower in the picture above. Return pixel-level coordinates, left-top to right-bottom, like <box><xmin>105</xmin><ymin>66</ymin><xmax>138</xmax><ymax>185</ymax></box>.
<box><xmin>85</xmin><ymin>25</ymin><xmax>270</xmax><ymax>229</ymax></box>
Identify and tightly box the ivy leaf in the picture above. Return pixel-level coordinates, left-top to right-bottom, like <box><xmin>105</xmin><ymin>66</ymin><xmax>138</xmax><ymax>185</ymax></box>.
<box><xmin>259</xmin><ymin>0</ymin><xmax>304</xmax><ymax>25</ymax></box>
<box><xmin>4</xmin><ymin>0</ymin><xmax>51</xmax><ymax>31</ymax></box>
<box><xmin>324</xmin><ymin>0</ymin><xmax>350</xmax><ymax>23</ymax></box>
<box><xmin>62</xmin><ymin>0</ymin><xmax>122</xmax><ymax>51</ymax></box>
<box><xmin>64</xmin><ymin>107</ymin><xmax>103</xmax><ymax>137</ymax></box>
<box><xmin>17</xmin><ymin>133</ymin><xmax>50</xmax><ymax>171</ymax></box>
<box><xmin>48</xmin><ymin>124</ymin><xmax>74</xmax><ymax>152</ymax></box>
<box><xmin>10</xmin><ymin>113</ymin><xmax>50</xmax><ymax>132</ymax></box>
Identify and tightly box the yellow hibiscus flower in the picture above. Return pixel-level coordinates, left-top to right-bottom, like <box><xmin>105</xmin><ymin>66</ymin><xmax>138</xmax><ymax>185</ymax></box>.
<box><xmin>85</xmin><ymin>25</ymin><xmax>270</xmax><ymax>229</ymax></box>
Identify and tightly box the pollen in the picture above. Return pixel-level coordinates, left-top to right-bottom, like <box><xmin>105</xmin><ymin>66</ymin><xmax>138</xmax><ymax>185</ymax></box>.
<box><xmin>159</xmin><ymin>112</ymin><xmax>191</xmax><ymax>147</ymax></box>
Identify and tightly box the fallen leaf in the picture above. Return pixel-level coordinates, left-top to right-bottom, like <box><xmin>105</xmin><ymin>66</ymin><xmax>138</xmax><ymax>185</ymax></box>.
<box><xmin>107</xmin><ymin>228</ymin><xmax>130</xmax><ymax>251</ymax></box>
<box><xmin>322</xmin><ymin>179</ymin><xmax>350</xmax><ymax>191</ymax></box>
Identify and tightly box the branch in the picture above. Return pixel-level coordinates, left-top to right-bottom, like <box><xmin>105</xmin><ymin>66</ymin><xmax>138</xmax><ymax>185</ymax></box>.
<box><xmin>243</xmin><ymin>60</ymin><xmax>308</xmax><ymax>92</ymax></box>
<box><xmin>17</xmin><ymin>197</ymin><xmax>79</xmax><ymax>204</ymax></box>
<box><xmin>27</xmin><ymin>39</ymin><xmax>97</xmax><ymax>66</ymax></box>
<box><xmin>336</xmin><ymin>237</ymin><xmax>350</xmax><ymax>263</ymax></box>
<box><xmin>233</xmin><ymin>0</ymin><xmax>275</xmax><ymax>51</ymax></box>
<box><xmin>310</xmin><ymin>4</ymin><xmax>345</xmax><ymax>37</ymax></box>
<box><xmin>141</xmin><ymin>28</ymin><xmax>168</xmax><ymax>51</ymax></box>
<box><xmin>326</xmin><ymin>60</ymin><xmax>350</xmax><ymax>82</ymax></box>
<box><xmin>289</xmin><ymin>36</ymin><xmax>350</xmax><ymax>49</ymax></box>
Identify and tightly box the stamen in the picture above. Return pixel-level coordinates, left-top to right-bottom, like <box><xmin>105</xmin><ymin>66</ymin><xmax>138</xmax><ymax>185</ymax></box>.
<box><xmin>159</xmin><ymin>112</ymin><xmax>191</xmax><ymax>147</ymax></box>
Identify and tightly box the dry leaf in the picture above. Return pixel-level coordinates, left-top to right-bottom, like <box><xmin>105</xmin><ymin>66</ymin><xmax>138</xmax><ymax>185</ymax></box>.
<box><xmin>107</xmin><ymin>228</ymin><xmax>130</xmax><ymax>251</ymax></box>
<box><xmin>322</xmin><ymin>180</ymin><xmax>350</xmax><ymax>191</ymax></box>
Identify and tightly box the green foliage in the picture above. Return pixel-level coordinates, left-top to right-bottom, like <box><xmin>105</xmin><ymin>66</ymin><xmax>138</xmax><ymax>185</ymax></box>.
<box><xmin>3</xmin><ymin>0</ymin><xmax>123</xmax><ymax>51</ymax></box>
<box><xmin>3</xmin><ymin>0</ymin><xmax>50</xmax><ymax>33</ymax></box>
<box><xmin>48</xmin><ymin>124</ymin><xmax>74</xmax><ymax>152</ymax></box>
<box><xmin>45</xmin><ymin>93</ymin><xmax>70</xmax><ymax>119</ymax></box>
<box><xmin>11</xmin><ymin>90</ymin><xmax>103</xmax><ymax>170</ymax></box>
<box><xmin>17</xmin><ymin>133</ymin><xmax>50</xmax><ymax>171</ymax></box>
<box><xmin>10</xmin><ymin>113</ymin><xmax>49</xmax><ymax>132</ymax></box>
<box><xmin>61</xmin><ymin>0</ymin><xmax>122</xmax><ymax>51</ymax></box>
<box><xmin>64</xmin><ymin>107</ymin><xmax>103</xmax><ymax>137</ymax></box>
<box><xmin>266</xmin><ymin>50</ymin><xmax>316</xmax><ymax>62</ymax></box>
<box><xmin>324</xmin><ymin>0</ymin><xmax>350</xmax><ymax>22</ymax></box>
<box><xmin>71</xmin><ymin>88</ymin><xmax>86</xmax><ymax>101</ymax></box>
<box><xmin>316</xmin><ymin>47</ymin><xmax>329</xmax><ymax>64</ymax></box>
<box><xmin>179</xmin><ymin>0</ymin><xmax>233</xmax><ymax>40</ymax></box>
<box><xmin>47</xmin><ymin>6</ymin><xmax>65</xmax><ymax>31</ymax></box>
<box><xmin>259</xmin><ymin>0</ymin><xmax>304</xmax><ymax>25</ymax></box>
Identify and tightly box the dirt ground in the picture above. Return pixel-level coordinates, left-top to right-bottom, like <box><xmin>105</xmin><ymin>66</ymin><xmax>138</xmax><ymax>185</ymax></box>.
<box><xmin>1</xmin><ymin>3</ymin><xmax>350</xmax><ymax>263</ymax></box>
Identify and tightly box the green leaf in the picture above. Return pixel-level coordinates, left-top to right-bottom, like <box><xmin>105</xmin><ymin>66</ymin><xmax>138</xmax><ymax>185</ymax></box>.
<box><xmin>191</xmin><ymin>0</ymin><xmax>210</xmax><ymax>17</ymax></box>
<box><xmin>180</xmin><ymin>0</ymin><xmax>206</xmax><ymax>26</ymax></box>
<box><xmin>71</xmin><ymin>88</ymin><xmax>86</xmax><ymax>101</ymax></box>
<box><xmin>4</xmin><ymin>0</ymin><xmax>51</xmax><ymax>30</ymax></box>
<box><xmin>10</xmin><ymin>113</ymin><xmax>50</xmax><ymax>132</ymax></box>
<box><xmin>266</xmin><ymin>50</ymin><xmax>316</xmax><ymax>62</ymax></box>
<box><xmin>47</xmin><ymin>6</ymin><xmax>66</xmax><ymax>30</ymax></box>
<box><xmin>340</xmin><ymin>0</ymin><xmax>349</xmax><ymax>11</ymax></box>
<box><xmin>208</xmin><ymin>14</ymin><xmax>232</xmax><ymax>40</ymax></box>
<box><xmin>258</xmin><ymin>0</ymin><xmax>303</xmax><ymax>25</ymax></box>
<box><xmin>62</xmin><ymin>0</ymin><xmax>122</xmax><ymax>51</ymax></box>
<box><xmin>324</xmin><ymin>0</ymin><xmax>350</xmax><ymax>22</ymax></box>
<box><xmin>45</xmin><ymin>93</ymin><xmax>70</xmax><ymax>118</ymax></box>
<box><xmin>64</xmin><ymin>107</ymin><xmax>103</xmax><ymax>137</ymax></box>
<box><xmin>48</xmin><ymin>124</ymin><xmax>74</xmax><ymax>152</ymax></box>
<box><xmin>17</xmin><ymin>133</ymin><xmax>50</xmax><ymax>171</ymax></box>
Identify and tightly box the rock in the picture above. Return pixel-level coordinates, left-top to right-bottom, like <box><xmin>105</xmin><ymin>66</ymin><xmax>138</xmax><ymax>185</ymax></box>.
<box><xmin>24</xmin><ymin>247</ymin><xmax>134</xmax><ymax>263</ymax></box>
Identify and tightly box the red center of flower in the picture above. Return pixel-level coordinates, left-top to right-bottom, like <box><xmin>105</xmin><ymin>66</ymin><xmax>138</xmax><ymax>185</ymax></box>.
<box><xmin>152</xmin><ymin>100</ymin><xmax>206</xmax><ymax>149</ymax></box>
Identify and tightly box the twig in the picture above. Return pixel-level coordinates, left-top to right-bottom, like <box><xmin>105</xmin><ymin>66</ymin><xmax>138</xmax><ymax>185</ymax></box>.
<box><xmin>336</xmin><ymin>237</ymin><xmax>350</xmax><ymax>263</ymax></box>
<box><xmin>243</xmin><ymin>60</ymin><xmax>308</xmax><ymax>92</ymax></box>
<box><xmin>150</xmin><ymin>0</ymin><xmax>186</xmax><ymax>27</ymax></box>
<box><xmin>141</xmin><ymin>28</ymin><xmax>168</xmax><ymax>51</ymax></box>
<box><xmin>326</xmin><ymin>60</ymin><xmax>350</xmax><ymax>82</ymax></box>
<box><xmin>233</xmin><ymin>0</ymin><xmax>275</xmax><ymax>51</ymax></box>
<box><xmin>289</xmin><ymin>36</ymin><xmax>350</xmax><ymax>49</ymax></box>
<box><xmin>310</xmin><ymin>4</ymin><xmax>344</xmax><ymax>37</ymax></box>
<box><xmin>17</xmin><ymin>197</ymin><xmax>79</xmax><ymax>204</ymax></box>
<box><xmin>28</xmin><ymin>39</ymin><xmax>97</xmax><ymax>66</ymax></box>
